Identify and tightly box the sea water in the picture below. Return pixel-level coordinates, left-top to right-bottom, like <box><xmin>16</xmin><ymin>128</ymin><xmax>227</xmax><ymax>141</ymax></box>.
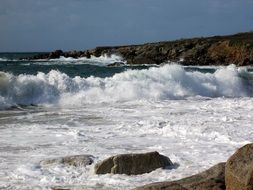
<box><xmin>0</xmin><ymin>53</ymin><xmax>253</xmax><ymax>189</ymax></box>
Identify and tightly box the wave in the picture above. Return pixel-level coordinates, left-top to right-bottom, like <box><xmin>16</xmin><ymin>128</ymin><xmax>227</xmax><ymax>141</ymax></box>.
<box><xmin>33</xmin><ymin>54</ymin><xmax>126</xmax><ymax>66</ymax></box>
<box><xmin>0</xmin><ymin>64</ymin><xmax>252</xmax><ymax>109</ymax></box>
<box><xmin>0</xmin><ymin>58</ymin><xmax>9</xmax><ymax>61</ymax></box>
<box><xmin>0</xmin><ymin>54</ymin><xmax>126</xmax><ymax>66</ymax></box>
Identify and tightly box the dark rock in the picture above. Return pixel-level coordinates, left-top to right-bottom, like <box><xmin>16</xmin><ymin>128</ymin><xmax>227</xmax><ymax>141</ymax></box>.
<box><xmin>88</xmin><ymin>47</ymin><xmax>111</xmax><ymax>57</ymax></box>
<box><xmin>225</xmin><ymin>143</ymin><xmax>253</xmax><ymax>190</ymax></box>
<box><xmin>107</xmin><ymin>62</ymin><xmax>125</xmax><ymax>67</ymax></box>
<box><xmin>23</xmin><ymin>32</ymin><xmax>253</xmax><ymax>66</ymax></box>
<box><xmin>94</xmin><ymin>151</ymin><xmax>172</xmax><ymax>175</ymax></box>
<box><xmin>52</xmin><ymin>186</ymin><xmax>112</xmax><ymax>190</ymax></box>
<box><xmin>52</xmin><ymin>187</ymin><xmax>71</xmax><ymax>190</ymax></box>
<box><xmin>118</xmin><ymin>48</ymin><xmax>136</xmax><ymax>58</ymax></box>
<box><xmin>40</xmin><ymin>155</ymin><xmax>93</xmax><ymax>167</ymax></box>
<box><xmin>127</xmin><ymin>56</ymin><xmax>157</xmax><ymax>65</ymax></box>
<box><xmin>134</xmin><ymin>162</ymin><xmax>226</xmax><ymax>190</ymax></box>
<box><xmin>30</xmin><ymin>53</ymin><xmax>50</xmax><ymax>60</ymax></box>
<box><xmin>48</xmin><ymin>50</ymin><xmax>63</xmax><ymax>59</ymax></box>
<box><xmin>85</xmin><ymin>51</ymin><xmax>91</xmax><ymax>58</ymax></box>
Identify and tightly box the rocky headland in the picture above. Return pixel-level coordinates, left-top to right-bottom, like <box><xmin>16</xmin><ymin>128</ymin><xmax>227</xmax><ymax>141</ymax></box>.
<box><xmin>27</xmin><ymin>32</ymin><xmax>253</xmax><ymax>66</ymax></box>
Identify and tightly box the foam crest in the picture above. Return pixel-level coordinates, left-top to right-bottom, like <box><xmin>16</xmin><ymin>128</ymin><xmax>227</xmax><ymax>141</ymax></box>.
<box><xmin>0</xmin><ymin>58</ymin><xmax>9</xmax><ymax>61</ymax></box>
<box><xmin>0</xmin><ymin>65</ymin><xmax>252</xmax><ymax>109</ymax></box>
<box><xmin>47</xmin><ymin>54</ymin><xmax>126</xmax><ymax>66</ymax></box>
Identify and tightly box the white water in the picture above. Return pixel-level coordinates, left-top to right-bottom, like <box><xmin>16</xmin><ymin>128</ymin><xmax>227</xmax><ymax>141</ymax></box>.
<box><xmin>0</xmin><ymin>98</ymin><xmax>252</xmax><ymax>190</ymax></box>
<box><xmin>0</xmin><ymin>64</ymin><xmax>252</xmax><ymax>110</ymax></box>
<box><xmin>0</xmin><ymin>58</ymin><xmax>9</xmax><ymax>61</ymax></box>
<box><xmin>34</xmin><ymin>54</ymin><xmax>126</xmax><ymax>66</ymax></box>
<box><xmin>0</xmin><ymin>54</ymin><xmax>126</xmax><ymax>66</ymax></box>
<box><xmin>0</xmin><ymin>64</ymin><xmax>253</xmax><ymax>189</ymax></box>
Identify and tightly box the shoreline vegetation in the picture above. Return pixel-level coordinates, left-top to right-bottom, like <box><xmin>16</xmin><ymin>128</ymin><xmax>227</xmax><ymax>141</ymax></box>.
<box><xmin>27</xmin><ymin>31</ymin><xmax>253</xmax><ymax>66</ymax></box>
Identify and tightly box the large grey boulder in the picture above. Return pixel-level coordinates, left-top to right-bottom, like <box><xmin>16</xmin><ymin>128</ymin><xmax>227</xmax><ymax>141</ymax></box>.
<box><xmin>95</xmin><ymin>151</ymin><xmax>172</xmax><ymax>175</ymax></box>
<box><xmin>225</xmin><ymin>143</ymin><xmax>253</xmax><ymax>190</ymax></box>
<box><xmin>134</xmin><ymin>162</ymin><xmax>226</xmax><ymax>190</ymax></box>
<box><xmin>40</xmin><ymin>155</ymin><xmax>93</xmax><ymax>167</ymax></box>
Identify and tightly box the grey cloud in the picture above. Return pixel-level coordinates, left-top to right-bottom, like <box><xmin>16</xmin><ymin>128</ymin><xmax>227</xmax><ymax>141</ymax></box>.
<box><xmin>0</xmin><ymin>0</ymin><xmax>252</xmax><ymax>51</ymax></box>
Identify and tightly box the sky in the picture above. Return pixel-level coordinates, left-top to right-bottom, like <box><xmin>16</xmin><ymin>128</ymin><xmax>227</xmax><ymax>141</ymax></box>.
<box><xmin>0</xmin><ymin>0</ymin><xmax>253</xmax><ymax>52</ymax></box>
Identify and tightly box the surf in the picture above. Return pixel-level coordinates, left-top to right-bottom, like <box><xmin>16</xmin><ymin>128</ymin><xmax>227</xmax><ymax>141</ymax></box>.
<box><xmin>0</xmin><ymin>64</ymin><xmax>252</xmax><ymax>110</ymax></box>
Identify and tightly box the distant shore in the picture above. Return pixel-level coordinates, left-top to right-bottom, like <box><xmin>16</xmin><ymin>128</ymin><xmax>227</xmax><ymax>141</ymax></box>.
<box><xmin>27</xmin><ymin>32</ymin><xmax>253</xmax><ymax>66</ymax></box>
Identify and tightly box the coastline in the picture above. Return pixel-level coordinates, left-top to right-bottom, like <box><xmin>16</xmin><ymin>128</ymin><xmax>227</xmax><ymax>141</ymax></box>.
<box><xmin>1</xmin><ymin>33</ymin><xmax>252</xmax><ymax>189</ymax></box>
<box><xmin>27</xmin><ymin>32</ymin><xmax>253</xmax><ymax>66</ymax></box>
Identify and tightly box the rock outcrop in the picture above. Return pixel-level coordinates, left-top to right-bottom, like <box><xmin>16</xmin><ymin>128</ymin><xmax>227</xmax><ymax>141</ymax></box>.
<box><xmin>40</xmin><ymin>155</ymin><xmax>94</xmax><ymax>167</ymax></box>
<box><xmin>94</xmin><ymin>151</ymin><xmax>172</xmax><ymax>175</ymax></box>
<box><xmin>225</xmin><ymin>143</ymin><xmax>253</xmax><ymax>190</ymax></box>
<box><xmin>46</xmin><ymin>143</ymin><xmax>253</xmax><ymax>190</ymax></box>
<box><xmin>134</xmin><ymin>143</ymin><xmax>253</xmax><ymax>190</ymax></box>
<box><xmin>48</xmin><ymin>50</ymin><xmax>64</xmax><ymax>59</ymax></box>
<box><xmin>134</xmin><ymin>162</ymin><xmax>226</xmax><ymax>190</ymax></box>
<box><xmin>25</xmin><ymin>32</ymin><xmax>253</xmax><ymax>66</ymax></box>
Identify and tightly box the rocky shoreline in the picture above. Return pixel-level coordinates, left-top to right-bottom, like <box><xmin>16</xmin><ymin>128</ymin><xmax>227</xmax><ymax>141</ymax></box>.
<box><xmin>46</xmin><ymin>143</ymin><xmax>253</xmax><ymax>190</ymax></box>
<box><xmin>26</xmin><ymin>32</ymin><xmax>253</xmax><ymax>66</ymax></box>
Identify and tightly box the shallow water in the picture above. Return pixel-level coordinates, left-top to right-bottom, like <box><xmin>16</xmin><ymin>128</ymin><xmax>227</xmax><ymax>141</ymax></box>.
<box><xmin>0</xmin><ymin>54</ymin><xmax>253</xmax><ymax>189</ymax></box>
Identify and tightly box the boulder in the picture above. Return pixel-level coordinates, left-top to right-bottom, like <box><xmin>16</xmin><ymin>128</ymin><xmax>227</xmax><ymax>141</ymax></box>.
<box><xmin>134</xmin><ymin>162</ymin><xmax>226</xmax><ymax>190</ymax></box>
<box><xmin>225</xmin><ymin>143</ymin><xmax>253</xmax><ymax>190</ymax></box>
<box><xmin>63</xmin><ymin>50</ymin><xmax>83</xmax><ymax>58</ymax></box>
<box><xmin>48</xmin><ymin>50</ymin><xmax>63</xmax><ymax>59</ymax></box>
<box><xmin>40</xmin><ymin>155</ymin><xmax>93</xmax><ymax>167</ymax></box>
<box><xmin>52</xmin><ymin>185</ymin><xmax>112</xmax><ymax>190</ymax></box>
<box><xmin>95</xmin><ymin>151</ymin><xmax>172</xmax><ymax>175</ymax></box>
<box><xmin>107</xmin><ymin>62</ymin><xmax>125</xmax><ymax>67</ymax></box>
<box><xmin>82</xmin><ymin>50</ymin><xmax>91</xmax><ymax>58</ymax></box>
<box><xmin>88</xmin><ymin>47</ymin><xmax>111</xmax><ymax>57</ymax></box>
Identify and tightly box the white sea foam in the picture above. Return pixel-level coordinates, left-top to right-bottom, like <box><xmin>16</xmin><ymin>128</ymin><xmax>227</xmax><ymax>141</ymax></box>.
<box><xmin>0</xmin><ymin>54</ymin><xmax>126</xmax><ymax>65</ymax></box>
<box><xmin>0</xmin><ymin>65</ymin><xmax>253</xmax><ymax>189</ymax></box>
<box><xmin>43</xmin><ymin>54</ymin><xmax>126</xmax><ymax>66</ymax></box>
<box><xmin>0</xmin><ymin>64</ymin><xmax>252</xmax><ymax>109</ymax></box>
<box><xmin>0</xmin><ymin>58</ymin><xmax>8</xmax><ymax>61</ymax></box>
<box><xmin>0</xmin><ymin>97</ymin><xmax>252</xmax><ymax>189</ymax></box>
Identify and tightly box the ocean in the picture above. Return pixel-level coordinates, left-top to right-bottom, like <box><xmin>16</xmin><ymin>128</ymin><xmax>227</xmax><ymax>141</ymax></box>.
<box><xmin>0</xmin><ymin>53</ymin><xmax>253</xmax><ymax>189</ymax></box>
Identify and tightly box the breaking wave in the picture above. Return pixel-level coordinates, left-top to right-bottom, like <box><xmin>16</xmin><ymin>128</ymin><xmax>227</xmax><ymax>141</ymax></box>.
<box><xmin>0</xmin><ymin>54</ymin><xmax>126</xmax><ymax>66</ymax></box>
<box><xmin>0</xmin><ymin>58</ymin><xmax>9</xmax><ymax>61</ymax></box>
<box><xmin>35</xmin><ymin>54</ymin><xmax>126</xmax><ymax>66</ymax></box>
<box><xmin>0</xmin><ymin>64</ymin><xmax>252</xmax><ymax>109</ymax></box>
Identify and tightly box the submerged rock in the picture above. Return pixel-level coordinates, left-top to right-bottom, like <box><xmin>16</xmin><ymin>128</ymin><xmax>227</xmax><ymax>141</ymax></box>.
<box><xmin>40</xmin><ymin>155</ymin><xmax>93</xmax><ymax>167</ymax></box>
<box><xmin>134</xmin><ymin>162</ymin><xmax>226</xmax><ymax>190</ymax></box>
<box><xmin>107</xmin><ymin>62</ymin><xmax>125</xmax><ymax>67</ymax></box>
<box><xmin>94</xmin><ymin>151</ymin><xmax>172</xmax><ymax>175</ymax></box>
<box><xmin>225</xmin><ymin>143</ymin><xmax>253</xmax><ymax>190</ymax></box>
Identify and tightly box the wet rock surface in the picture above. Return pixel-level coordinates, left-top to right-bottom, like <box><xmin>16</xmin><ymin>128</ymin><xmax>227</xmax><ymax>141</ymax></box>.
<box><xmin>94</xmin><ymin>151</ymin><xmax>173</xmax><ymax>175</ymax></box>
<box><xmin>40</xmin><ymin>155</ymin><xmax>94</xmax><ymax>167</ymax></box>
<box><xmin>48</xmin><ymin>143</ymin><xmax>253</xmax><ymax>190</ymax></box>
<box><xmin>134</xmin><ymin>162</ymin><xmax>226</xmax><ymax>190</ymax></box>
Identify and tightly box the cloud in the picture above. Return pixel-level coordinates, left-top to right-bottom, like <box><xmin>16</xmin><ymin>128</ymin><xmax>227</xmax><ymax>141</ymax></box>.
<box><xmin>0</xmin><ymin>0</ymin><xmax>252</xmax><ymax>51</ymax></box>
